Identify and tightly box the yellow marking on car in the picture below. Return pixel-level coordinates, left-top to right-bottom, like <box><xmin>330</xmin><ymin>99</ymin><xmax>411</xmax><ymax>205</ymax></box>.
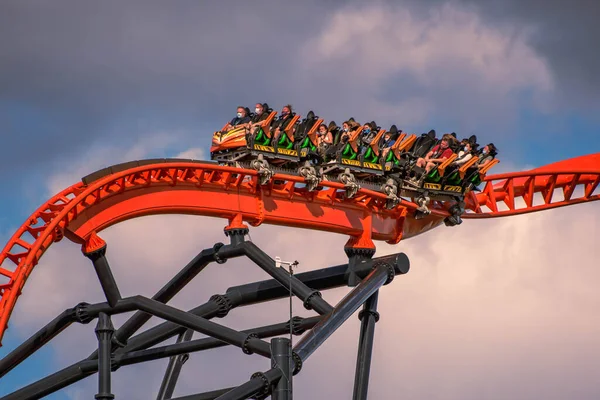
<box><xmin>443</xmin><ymin>185</ymin><xmax>462</xmax><ymax>193</ymax></box>
<box><xmin>277</xmin><ymin>148</ymin><xmax>298</xmax><ymax>156</ymax></box>
<box><xmin>342</xmin><ymin>159</ymin><xmax>361</xmax><ymax>166</ymax></box>
<box><xmin>254</xmin><ymin>144</ymin><xmax>275</xmax><ymax>152</ymax></box>
<box><xmin>363</xmin><ymin>162</ymin><xmax>382</xmax><ymax>170</ymax></box>
<box><xmin>424</xmin><ymin>183</ymin><xmax>441</xmax><ymax>190</ymax></box>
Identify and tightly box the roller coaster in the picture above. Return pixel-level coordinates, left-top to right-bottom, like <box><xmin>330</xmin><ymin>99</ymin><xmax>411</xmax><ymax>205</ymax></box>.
<box><xmin>210</xmin><ymin>107</ymin><xmax>500</xmax><ymax>218</ymax></box>
<box><xmin>0</xmin><ymin>108</ymin><xmax>598</xmax><ymax>398</ymax></box>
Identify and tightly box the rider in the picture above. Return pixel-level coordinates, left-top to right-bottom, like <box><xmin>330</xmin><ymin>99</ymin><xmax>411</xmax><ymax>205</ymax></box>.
<box><xmin>359</xmin><ymin>122</ymin><xmax>377</xmax><ymax>155</ymax></box>
<box><xmin>454</xmin><ymin>138</ymin><xmax>474</xmax><ymax>166</ymax></box>
<box><xmin>247</xmin><ymin>103</ymin><xmax>270</xmax><ymax>135</ymax></box>
<box><xmin>476</xmin><ymin>143</ymin><xmax>497</xmax><ymax>168</ymax></box>
<box><xmin>316</xmin><ymin>123</ymin><xmax>333</xmax><ymax>155</ymax></box>
<box><xmin>223</xmin><ymin>106</ymin><xmax>251</xmax><ymax>132</ymax></box>
<box><xmin>416</xmin><ymin>133</ymin><xmax>455</xmax><ymax>173</ymax></box>
<box><xmin>379</xmin><ymin>125</ymin><xmax>399</xmax><ymax>159</ymax></box>
<box><xmin>271</xmin><ymin>104</ymin><xmax>295</xmax><ymax>143</ymax></box>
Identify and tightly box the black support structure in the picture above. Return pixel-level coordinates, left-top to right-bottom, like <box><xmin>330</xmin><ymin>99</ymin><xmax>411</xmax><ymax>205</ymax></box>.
<box><xmin>0</xmin><ymin>225</ymin><xmax>410</xmax><ymax>399</ymax></box>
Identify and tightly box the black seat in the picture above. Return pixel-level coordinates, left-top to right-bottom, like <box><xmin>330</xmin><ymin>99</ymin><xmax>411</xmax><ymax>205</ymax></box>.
<box><xmin>411</xmin><ymin>130</ymin><xmax>438</xmax><ymax>158</ymax></box>
<box><xmin>294</xmin><ymin>110</ymin><xmax>318</xmax><ymax>142</ymax></box>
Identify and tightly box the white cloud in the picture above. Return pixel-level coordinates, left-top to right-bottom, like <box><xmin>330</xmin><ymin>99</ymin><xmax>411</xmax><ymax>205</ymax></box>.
<box><xmin>296</xmin><ymin>2</ymin><xmax>554</xmax><ymax>131</ymax></box>
<box><xmin>175</xmin><ymin>147</ymin><xmax>206</xmax><ymax>160</ymax></box>
<box><xmin>45</xmin><ymin>131</ymin><xmax>183</xmax><ymax>196</ymax></box>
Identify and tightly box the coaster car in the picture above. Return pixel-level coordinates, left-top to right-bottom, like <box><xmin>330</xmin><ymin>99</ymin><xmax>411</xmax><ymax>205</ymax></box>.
<box><xmin>209</xmin><ymin>105</ymin><xmax>500</xmax><ymax>217</ymax></box>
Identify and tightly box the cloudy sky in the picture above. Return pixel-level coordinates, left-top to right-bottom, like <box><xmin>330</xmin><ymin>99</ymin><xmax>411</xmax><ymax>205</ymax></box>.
<box><xmin>1</xmin><ymin>0</ymin><xmax>599</xmax><ymax>399</ymax></box>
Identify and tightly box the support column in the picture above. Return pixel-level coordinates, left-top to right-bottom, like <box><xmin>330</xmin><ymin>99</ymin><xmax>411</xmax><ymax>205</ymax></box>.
<box><xmin>352</xmin><ymin>291</ymin><xmax>379</xmax><ymax>400</ymax></box>
<box><xmin>214</xmin><ymin>368</ymin><xmax>282</xmax><ymax>400</ymax></box>
<box><xmin>156</xmin><ymin>329</ymin><xmax>194</xmax><ymax>400</ymax></box>
<box><xmin>95</xmin><ymin>313</ymin><xmax>115</xmax><ymax>400</ymax></box>
<box><xmin>83</xmin><ymin>232</ymin><xmax>122</xmax><ymax>307</ymax></box>
<box><xmin>224</xmin><ymin>214</ymin><xmax>249</xmax><ymax>246</ymax></box>
<box><xmin>293</xmin><ymin>261</ymin><xmax>394</xmax><ymax>362</ymax></box>
<box><xmin>271</xmin><ymin>338</ymin><xmax>292</xmax><ymax>400</ymax></box>
<box><xmin>344</xmin><ymin>219</ymin><xmax>376</xmax><ymax>287</ymax></box>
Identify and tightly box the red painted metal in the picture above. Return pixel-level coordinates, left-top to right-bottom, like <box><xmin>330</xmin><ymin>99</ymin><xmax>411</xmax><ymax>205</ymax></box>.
<box><xmin>463</xmin><ymin>153</ymin><xmax>600</xmax><ymax>218</ymax></box>
<box><xmin>0</xmin><ymin>153</ymin><xmax>598</xmax><ymax>346</ymax></box>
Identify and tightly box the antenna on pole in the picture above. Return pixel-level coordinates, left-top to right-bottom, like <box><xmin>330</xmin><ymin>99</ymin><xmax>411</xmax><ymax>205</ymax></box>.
<box><xmin>275</xmin><ymin>255</ymin><xmax>299</xmax><ymax>398</ymax></box>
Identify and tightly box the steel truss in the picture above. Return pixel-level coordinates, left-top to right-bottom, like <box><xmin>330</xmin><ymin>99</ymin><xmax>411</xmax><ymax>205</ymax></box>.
<box><xmin>0</xmin><ymin>225</ymin><xmax>410</xmax><ymax>399</ymax></box>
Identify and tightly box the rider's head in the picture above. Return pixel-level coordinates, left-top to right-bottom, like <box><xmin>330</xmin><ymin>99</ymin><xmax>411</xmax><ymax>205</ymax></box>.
<box><xmin>362</xmin><ymin>123</ymin><xmax>371</xmax><ymax>134</ymax></box>
<box><xmin>318</xmin><ymin>123</ymin><xmax>328</xmax><ymax>135</ymax></box>
<box><xmin>440</xmin><ymin>134</ymin><xmax>453</xmax><ymax>148</ymax></box>
<box><xmin>461</xmin><ymin>139</ymin><xmax>472</xmax><ymax>152</ymax></box>
<box><xmin>254</xmin><ymin>103</ymin><xmax>264</xmax><ymax>115</ymax></box>
<box><xmin>236</xmin><ymin>107</ymin><xmax>246</xmax><ymax>118</ymax></box>
<box><xmin>281</xmin><ymin>105</ymin><xmax>292</xmax><ymax>117</ymax></box>
<box><xmin>482</xmin><ymin>143</ymin><xmax>497</xmax><ymax>155</ymax></box>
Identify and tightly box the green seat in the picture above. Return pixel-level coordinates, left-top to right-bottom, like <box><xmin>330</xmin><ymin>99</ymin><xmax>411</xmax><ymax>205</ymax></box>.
<box><xmin>424</xmin><ymin>168</ymin><xmax>442</xmax><ymax>183</ymax></box>
<box><xmin>362</xmin><ymin>147</ymin><xmax>379</xmax><ymax>164</ymax></box>
<box><xmin>341</xmin><ymin>143</ymin><xmax>358</xmax><ymax>160</ymax></box>
<box><xmin>254</xmin><ymin>127</ymin><xmax>271</xmax><ymax>146</ymax></box>
<box><xmin>300</xmin><ymin>136</ymin><xmax>317</xmax><ymax>153</ymax></box>
<box><xmin>273</xmin><ymin>132</ymin><xmax>294</xmax><ymax>149</ymax></box>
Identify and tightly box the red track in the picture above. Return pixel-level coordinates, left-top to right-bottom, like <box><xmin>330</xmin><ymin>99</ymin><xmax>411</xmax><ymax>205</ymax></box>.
<box><xmin>0</xmin><ymin>153</ymin><xmax>598</xmax><ymax>345</ymax></box>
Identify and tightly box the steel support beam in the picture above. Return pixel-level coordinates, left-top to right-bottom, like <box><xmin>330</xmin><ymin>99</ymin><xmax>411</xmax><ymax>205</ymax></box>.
<box><xmin>84</xmin><ymin>243</ymin><xmax>122</xmax><ymax>308</ymax></box>
<box><xmin>95</xmin><ymin>313</ymin><xmax>115</xmax><ymax>400</ymax></box>
<box><xmin>293</xmin><ymin>262</ymin><xmax>394</xmax><ymax>362</ymax></box>
<box><xmin>116</xmin><ymin>316</ymin><xmax>321</xmax><ymax>368</ymax></box>
<box><xmin>92</xmin><ymin>243</ymin><xmax>243</xmax><ymax>356</ymax></box>
<box><xmin>0</xmin><ymin>247</ymin><xmax>409</xmax><ymax>400</ymax></box>
<box><xmin>156</xmin><ymin>329</ymin><xmax>194</xmax><ymax>400</ymax></box>
<box><xmin>271</xmin><ymin>338</ymin><xmax>292</xmax><ymax>400</ymax></box>
<box><xmin>115</xmin><ymin>253</ymin><xmax>406</xmax><ymax>355</ymax></box>
<box><xmin>214</xmin><ymin>368</ymin><xmax>282</xmax><ymax>400</ymax></box>
<box><xmin>352</xmin><ymin>291</ymin><xmax>380</xmax><ymax>400</ymax></box>
<box><xmin>0</xmin><ymin>308</ymin><xmax>79</xmax><ymax>378</ymax></box>
<box><xmin>169</xmin><ymin>387</ymin><xmax>236</xmax><ymax>400</ymax></box>
<box><xmin>242</xmin><ymin>242</ymin><xmax>334</xmax><ymax>315</ymax></box>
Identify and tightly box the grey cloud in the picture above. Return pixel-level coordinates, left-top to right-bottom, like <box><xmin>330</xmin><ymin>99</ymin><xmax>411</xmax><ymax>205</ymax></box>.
<box><xmin>0</xmin><ymin>0</ymin><xmax>334</xmax><ymax>179</ymax></box>
<box><xmin>448</xmin><ymin>0</ymin><xmax>600</xmax><ymax>111</ymax></box>
<box><xmin>1</xmin><ymin>0</ymin><xmax>598</xmax><ymax>192</ymax></box>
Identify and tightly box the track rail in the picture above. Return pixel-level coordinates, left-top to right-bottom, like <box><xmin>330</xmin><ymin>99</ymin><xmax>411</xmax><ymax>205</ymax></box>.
<box><xmin>0</xmin><ymin>161</ymin><xmax>438</xmax><ymax>346</ymax></box>
<box><xmin>0</xmin><ymin>153</ymin><xmax>598</xmax><ymax>346</ymax></box>
<box><xmin>464</xmin><ymin>153</ymin><xmax>600</xmax><ymax>217</ymax></box>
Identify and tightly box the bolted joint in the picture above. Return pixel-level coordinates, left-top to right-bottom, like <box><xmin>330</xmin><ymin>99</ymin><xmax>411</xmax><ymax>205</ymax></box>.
<box><xmin>249</xmin><ymin>372</ymin><xmax>271</xmax><ymax>399</ymax></box>
<box><xmin>95</xmin><ymin>313</ymin><xmax>115</xmax><ymax>336</ymax></box>
<box><xmin>242</xmin><ymin>333</ymin><xmax>260</xmax><ymax>355</ymax></box>
<box><xmin>303</xmin><ymin>291</ymin><xmax>323</xmax><ymax>310</ymax></box>
<box><xmin>344</xmin><ymin>246</ymin><xmax>376</xmax><ymax>259</ymax></box>
<box><xmin>224</xmin><ymin>227</ymin><xmax>249</xmax><ymax>238</ymax></box>
<box><xmin>372</xmin><ymin>261</ymin><xmax>395</xmax><ymax>285</ymax></box>
<box><xmin>212</xmin><ymin>242</ymin><xmax>227</xmax><ymax>264</ymax></box>
<box><xmin>287</xmin><ymin>316</ymin><xmax>307</xmax><ymax>335</ymax></box>
<box><xmin>209</xmin><ymin>294</ymin><xmax>233</xmax><ymax>318</ymax></box>
<box><xmin>69</xmin><ymin>302</ymin><xmax>93</xmax><ymax>324</ymax></box>
<box><xmin>358</xmin><ymin>309</ymin><xmax>380</xmax><ymax>322</ymax></box>
<box><xmin>81</xmin><ymin>232</ymin><xmax>107</xmax><ymax>259</ymax></box>
<box><xmin>292</xmin><ymin>351</ymin><xmax>303</xmax><ymax>375</ymax></box>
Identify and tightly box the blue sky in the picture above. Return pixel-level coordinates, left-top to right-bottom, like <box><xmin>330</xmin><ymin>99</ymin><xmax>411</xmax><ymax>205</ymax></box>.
<box><xmin>1</xmin><ymin>1</ymin><xmax>599</xmax><ymax>399</ymax></box>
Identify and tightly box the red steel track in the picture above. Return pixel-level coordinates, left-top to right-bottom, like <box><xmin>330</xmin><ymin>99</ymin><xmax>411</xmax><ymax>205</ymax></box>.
<box><xmin>0</xmin><ymin>153</ymin><xmax>599</xmax><ymax>345</ymax></box>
